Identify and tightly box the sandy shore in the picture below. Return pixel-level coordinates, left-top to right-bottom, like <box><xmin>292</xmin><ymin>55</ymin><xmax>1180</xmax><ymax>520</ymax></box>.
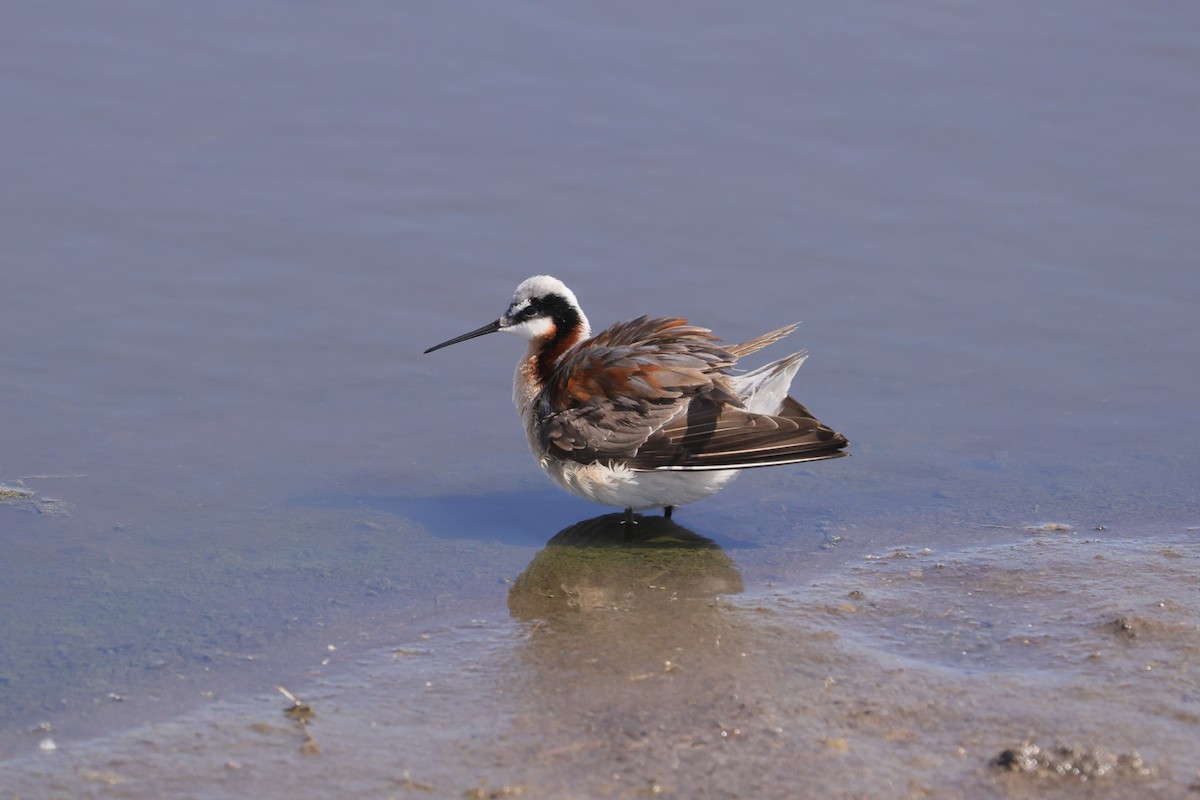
<box><xmin>5</xmin><ymin>518</ymin><xmax>1196</xmax><ymax>799</ymax></box>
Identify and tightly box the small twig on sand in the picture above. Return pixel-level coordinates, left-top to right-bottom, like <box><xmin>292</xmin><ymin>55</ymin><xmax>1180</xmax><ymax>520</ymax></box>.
<box><xmin>277</xmin><ymin>686</ymin><xmax>319</xmax><ymax>754</ymax></box>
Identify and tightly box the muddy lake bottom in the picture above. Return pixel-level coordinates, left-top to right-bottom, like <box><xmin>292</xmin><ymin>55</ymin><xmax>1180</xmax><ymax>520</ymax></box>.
<box><xmin>4</xmin><ymin>517</ymin><xmax>1198</xmax><ymax>800</ymax></box>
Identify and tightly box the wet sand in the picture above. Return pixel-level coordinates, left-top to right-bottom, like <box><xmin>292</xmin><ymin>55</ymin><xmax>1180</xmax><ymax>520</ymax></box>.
<box><xmin>5</xmin><ymin>518</ymin><xmax>1196</xmax><ymax>799</ymax></box>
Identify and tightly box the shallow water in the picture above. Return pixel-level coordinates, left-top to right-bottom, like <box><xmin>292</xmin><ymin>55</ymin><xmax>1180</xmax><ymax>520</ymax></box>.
<box><xmin>3</xmin><ymin>0</ymin><xmax>1199</xmax><ymax>796</ymax></box>
<box><xmin>4</xmin><ymin>523</ymin><xmax>1198</xmax><ymax>798</ymax></box>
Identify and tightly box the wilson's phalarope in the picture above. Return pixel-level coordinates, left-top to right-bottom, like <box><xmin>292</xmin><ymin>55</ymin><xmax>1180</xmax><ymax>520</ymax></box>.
<box><xmin>425</xmin><ymin>276</ymin><xmax>848</xmax><ymax>524</ymax></box>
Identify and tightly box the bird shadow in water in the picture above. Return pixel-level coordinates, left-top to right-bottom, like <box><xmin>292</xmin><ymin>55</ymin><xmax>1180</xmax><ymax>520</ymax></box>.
<box><xmin>294</xmin><ymin>487</ymin><xmax>760</xmax><ymax>550</ymax></box>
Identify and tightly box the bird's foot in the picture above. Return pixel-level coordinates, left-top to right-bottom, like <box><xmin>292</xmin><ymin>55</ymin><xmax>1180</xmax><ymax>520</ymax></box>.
<box><xmin>623</xmin><ymin>507</ymin><xmax>637</xmax><ymax>538</ymax></box>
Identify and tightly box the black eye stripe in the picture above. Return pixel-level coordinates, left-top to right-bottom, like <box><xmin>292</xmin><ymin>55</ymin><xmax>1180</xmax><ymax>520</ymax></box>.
<box><xmin>513</xmin><ymin>293</ymin><xmax>573</xmax><ymax>322</ymax></box>
<box><xmin>513</xmin><ymin>298</ymin><xmax>543</xmax><ymax>319</ymax></box>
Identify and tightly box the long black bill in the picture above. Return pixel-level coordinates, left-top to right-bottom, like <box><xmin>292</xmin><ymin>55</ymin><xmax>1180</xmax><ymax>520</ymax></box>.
<box><xmin>423</xmin><ymin>319</ymin><xmax>503</xmax><ymax>353</ymax></box>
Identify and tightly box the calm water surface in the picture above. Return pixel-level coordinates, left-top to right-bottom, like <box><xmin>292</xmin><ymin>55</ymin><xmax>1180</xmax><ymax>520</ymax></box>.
<box><xmin>2</xmin><ymin>1</ymin><xmax>1198</xmax><ymax>795</ymax></box>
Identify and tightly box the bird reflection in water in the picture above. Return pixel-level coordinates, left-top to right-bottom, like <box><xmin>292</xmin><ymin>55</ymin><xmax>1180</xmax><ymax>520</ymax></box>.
<box><xmin>507</xmin><ymin>513</ymin><xmax>752</xmax><ymax>765</ymax></box>
<box><xmin>509</xmin><ymin>513</ymin><xmax>743</xmax><ymax>621</ymax></box>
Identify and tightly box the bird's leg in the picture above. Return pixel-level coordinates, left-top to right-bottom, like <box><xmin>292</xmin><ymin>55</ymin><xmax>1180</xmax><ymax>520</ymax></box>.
<box><xmin>664</xmin><ymin>506</ymin><xmax>673</xmax><ymax>520</ymax></box>
<box><xmin>622</xmin><ymin>507</ymin><xmax>638</xmax><ymax>540</ymax></box>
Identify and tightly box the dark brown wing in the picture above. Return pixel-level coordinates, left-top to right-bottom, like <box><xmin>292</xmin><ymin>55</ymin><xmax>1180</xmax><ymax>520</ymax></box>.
<box><xmin>536</xmin><ymin>316</ymin><xmax>849</xmax><ymax>471</ymax></box>
<box><xmin>629</xmin><ymin>394</ymin><xmax>849</xmax><ymax>471</ymax></box>
<box><xmin>535</xmin><ymin>317</ymin><xmax>738</xmax><ymax>461</ymax></box>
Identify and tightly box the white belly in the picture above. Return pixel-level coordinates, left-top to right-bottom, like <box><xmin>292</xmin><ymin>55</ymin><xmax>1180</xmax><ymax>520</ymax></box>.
<box><xmin>540</xmin><ymin>457</ymin><xmax>739</xmax><ymax>511</ymax></box>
